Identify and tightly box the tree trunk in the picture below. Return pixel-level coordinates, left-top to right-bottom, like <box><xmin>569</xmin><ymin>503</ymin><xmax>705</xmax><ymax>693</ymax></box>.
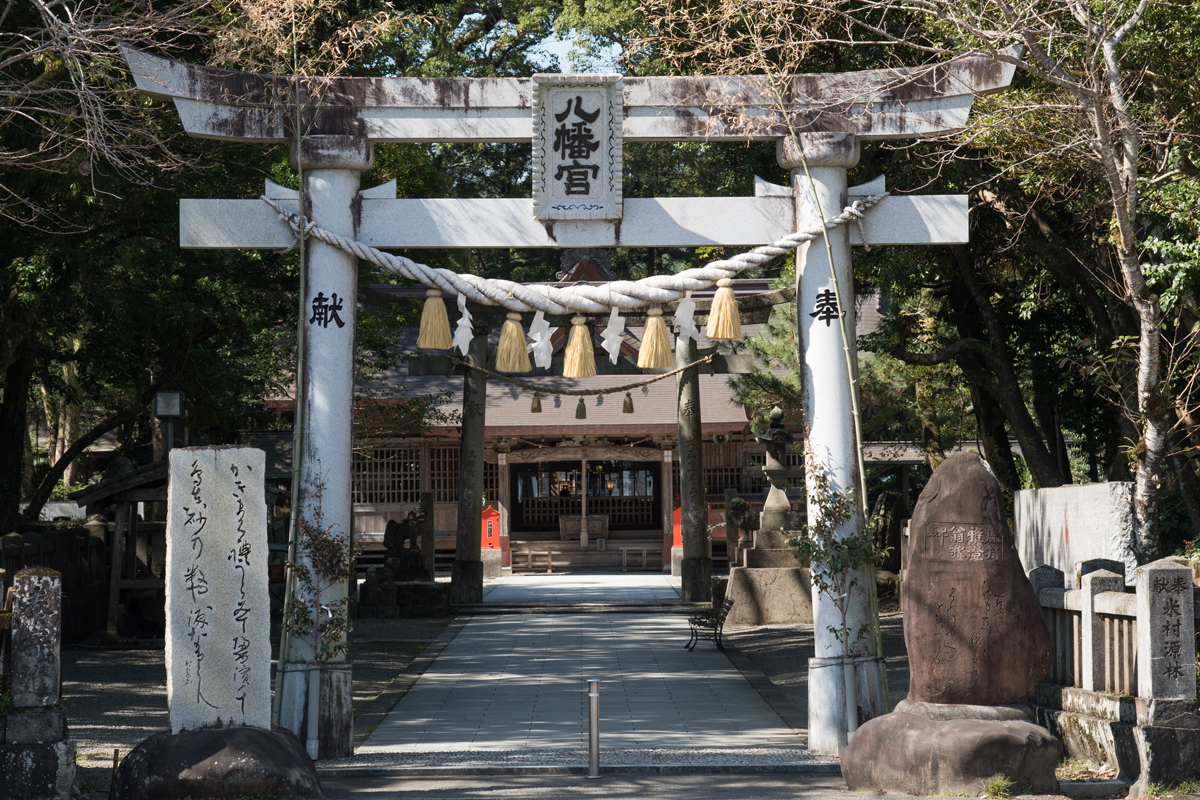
<box><xmin>1033</xmin><ymin>393</ymin><xmax>1072</xmax><ymax>484</ymax></box>
<box><xmin>951</xmin><ymin>245</ymin><xmax>1065</xmax><ymax>488</ymax></box>
<box><xmin>915</xmin><ymin>379</ymin><xmax>945</xmax><ymax>471</ymax></box>
<box><xmin>969</xmin><ymin>384</ymin><xmax>1021</xmax><ymax>500</ymax></box>
<box><xmin>0</xmin><ymin>344</ymin><xmax>36</xmax><ymax>533</ymax></box>
<box><xmin>1169</xmin><ymin>447</ymin><xmax>1200</xmax><ymax>540</ymax></box>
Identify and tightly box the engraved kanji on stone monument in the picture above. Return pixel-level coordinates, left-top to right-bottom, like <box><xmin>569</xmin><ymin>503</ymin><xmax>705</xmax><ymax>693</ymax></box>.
<box><xmin>1136</xmin><ymin>558</ymin><xmax>1197</xmax><ymax>700</ymax></box>
<box><xmin>165</xmin><ymin>446</ymin><xmax>271</xmax><ymax>733</ymax></box>
<box><xmin>532</xmin><ymin>74</ymin><xmax>623</xmax><ymax>220</ymax></box>
<box><xmin>904</xmin><ymin>452</ymin><xmax>1053</xmax><ymax>705</ymax></box>
<box><xmin>11</xmin><ymin>567</ymin><xmax>62</xmax><ymax>708</ymax></box>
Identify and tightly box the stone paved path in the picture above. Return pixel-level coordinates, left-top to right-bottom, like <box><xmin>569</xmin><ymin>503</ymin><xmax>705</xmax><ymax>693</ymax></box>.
<box><xmin>482</xmin><ymin>573</ymin><xmax>684</xmax><ymax>606</ymax></box>
<box><xmin>358</xmin><ymin>611</ymin><xmax>799</xmax><ymax>753</ymax></box>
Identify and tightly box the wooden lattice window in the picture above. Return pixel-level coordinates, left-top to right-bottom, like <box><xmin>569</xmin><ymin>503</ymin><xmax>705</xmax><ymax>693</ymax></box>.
<box><xmin>430</xmin><ymin>447</ymin><xmax>460</xmax><ymax>502</ymax></box>
<box><xmin>484</xmin><ymin>461</ymin><xmax>499</xmax><ymax>504</ymax></box>
<box><xmin>705</xmin><ymin>466</ymin><xmax>742</xmax><ymax>495</ymax></box>
<box><xmin>353</xmin><ymin>446</ymin><xmax>420</xmax><ymax>504</ymax></box>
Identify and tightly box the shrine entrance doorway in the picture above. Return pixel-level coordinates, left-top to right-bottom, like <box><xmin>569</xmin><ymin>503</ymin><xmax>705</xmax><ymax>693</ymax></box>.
<box><xmin>512</xmin><ymin>460</ymin><xmax>660</xmax><ymax>533</ymax></box>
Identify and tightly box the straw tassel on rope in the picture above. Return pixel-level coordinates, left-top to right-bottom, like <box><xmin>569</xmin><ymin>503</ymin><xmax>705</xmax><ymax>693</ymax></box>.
<box><xmin>563</xmin><ymin>316</ymin><xmax>596</xmax><ymax>378</ymax></box>
<box><xmin>705</xmin><ymin>278</ymin><xmax>742</xmax><ymax>340</ymax></box>
<box><xmin>496</xmin><ymin>312</ymin><xmax>531</xmax><ymax>373</ymax></box>
<box><xmin>416</xmin><ymin>288</ymin><xmax>453</xmax><ymax>350</ymax></box>
<box><xmin>637</xmin><ymin>308</ymin><xmax>672</xmax><ymax>369</ymax></box>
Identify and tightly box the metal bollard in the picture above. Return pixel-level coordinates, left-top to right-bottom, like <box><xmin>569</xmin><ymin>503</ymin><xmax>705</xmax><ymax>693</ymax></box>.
<box><xmin>587</xmin><ymin>678</ymin><xmax>600</xmax><ymax>778</ymax></box>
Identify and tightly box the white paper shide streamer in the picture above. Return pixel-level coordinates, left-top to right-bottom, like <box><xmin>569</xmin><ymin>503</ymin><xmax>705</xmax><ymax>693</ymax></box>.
<box><xmin>453</xmin><ymin>293</ymin><xmax>474</xmax><ymax>356</ymax></box>
<box><xmin>527</xmin><ymin>310</ymin><xmax>553</xmax><ymax>369</ymax></box>
<box><xmin>600</xmin><ymin>306</ymin><xmax>625</xmax><ymax>365</ymax></box>
<box><xmin>673</xmin><ymin>292</ymin><xmax>698</xmax><ymax>357</ymax></box>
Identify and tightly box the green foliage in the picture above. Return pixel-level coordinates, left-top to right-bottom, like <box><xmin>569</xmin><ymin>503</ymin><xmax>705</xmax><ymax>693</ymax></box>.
<box><xmin>284</xmin><ymin>472</ymin><xmax>360</xmax><ymax>662</ymax></box>
<box><xmin>787</xmin><ymin>455</ymin><xmax>887</xmax><ymax>654</ymax></box>
<box><xmin>982</xmin><ymin>774</ymin><xmax>1012</xmax><ymax>799</ymax></box>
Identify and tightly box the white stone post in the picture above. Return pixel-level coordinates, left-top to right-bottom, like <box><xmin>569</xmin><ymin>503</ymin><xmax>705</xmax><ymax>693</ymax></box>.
<box><xmin>781</xmin><ymin>133</ymin><xmax>882</xmax><ymax>755</ymax></box>
<box><xmin>165</xmin><ymin>446</ymin><xmax>270</xmax><ymax>733</ymax></box>
<box><xmin>278</xmin><ymin>136</ymin><xmax>372</xmax><ymax>739</ymax></box>
<box><xmin>1135</xmin><ymin>558</ymin><xmax>1197</xmax><ymax>703</ymax></box>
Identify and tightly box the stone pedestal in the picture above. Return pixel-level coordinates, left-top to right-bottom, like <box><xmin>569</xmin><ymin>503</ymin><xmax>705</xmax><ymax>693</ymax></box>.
<box><xmin>481</xmin><ymin>548</ymin><xmax>503</xmax><ymax>579</ymax></box>
<box><xmin>842</xmin><ymin>706</ymin><xmax>1061</xmax><ymax>796</ymax></box>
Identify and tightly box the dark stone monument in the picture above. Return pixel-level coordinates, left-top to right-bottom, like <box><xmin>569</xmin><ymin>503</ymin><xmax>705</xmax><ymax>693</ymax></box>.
<box><xmin>842</xmin><ymin>453</ymin><xmax>1061</xmax><ymax>796</ymax></box>
<box><xmin>905</xmin><ymin>452</ymin><xmax>1053</xmax><ymax>704</ymax></box>
<box><xmin>1</xmin><ymin>568</ymin><xmax>75</xmax><ymax>800</ymax></box>
<box><xmin>111</xmin><ymin>726</ymin><xmax>323</xmax><ymax>800</ymax></box>
<box><xmin>358</xmin><ymin>507</ymin><xmax>453</xmax><ymax>618</ymax></box>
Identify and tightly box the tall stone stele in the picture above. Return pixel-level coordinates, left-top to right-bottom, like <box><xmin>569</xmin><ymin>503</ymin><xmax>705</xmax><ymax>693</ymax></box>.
<box><xmin>842</xmin><ymin>452</ymin><xmax>1062</xmax><ymax>797</ymax></box>
<box><xmin>165</xmin><ymin>446</ymin><xmax>271</xmax><ymax>734</ymax></box>
<box><xmin>2</xmin><ymin>567</ymin><xmax>76</xmax><ymax>800</ymax></box>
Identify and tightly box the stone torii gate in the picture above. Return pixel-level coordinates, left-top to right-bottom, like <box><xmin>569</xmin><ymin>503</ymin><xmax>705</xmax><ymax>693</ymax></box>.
<box><xmin>121</xmin><ymin>46</ymin><xmax>1014</xmax><ymax>754</ymax></box>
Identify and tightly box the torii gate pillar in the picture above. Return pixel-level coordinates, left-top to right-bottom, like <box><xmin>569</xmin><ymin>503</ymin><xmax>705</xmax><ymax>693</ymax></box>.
<box><xmin>277</xmin><ymin>136</ymin><xmax>372</xmax><ymax>748</ymax></box>
<box><xmin>781</xmin><ymin>133</ymin><xmax>886</xmax><ymax>755</ymax></box>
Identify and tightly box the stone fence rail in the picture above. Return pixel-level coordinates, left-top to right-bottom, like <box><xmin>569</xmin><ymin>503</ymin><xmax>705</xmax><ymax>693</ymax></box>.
<box><xmin>1029</xmin><ymin>558</ymin><xmax>1200</xmax><ymax>792</ymax></box>
<box><xmin>1031</xmin><ymin>560</ymin><xmax>1199</xmax><ymax>700</ymax></box>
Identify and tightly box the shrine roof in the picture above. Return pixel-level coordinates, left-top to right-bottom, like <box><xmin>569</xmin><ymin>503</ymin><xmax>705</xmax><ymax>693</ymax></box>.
<box><xmin>364</xmin><ymin>373</ymin><xmax>749</xmax><ymax>437</ymax></box>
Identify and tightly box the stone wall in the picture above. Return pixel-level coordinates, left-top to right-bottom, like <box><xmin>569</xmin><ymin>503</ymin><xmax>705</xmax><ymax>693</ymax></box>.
<box><xmin>1014</xmin><ymin>482</ymin><xmax>1137</xmax><ymax>587</ymax></box>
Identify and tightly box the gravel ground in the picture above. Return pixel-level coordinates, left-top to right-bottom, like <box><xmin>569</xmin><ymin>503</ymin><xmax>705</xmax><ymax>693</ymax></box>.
<box><xmin>722</xmin><ymin>608</ymin><xmax>910</xmax><ymax>722</ymax></box>
<box><xmin>62</xmin><ymin>617</ymin><xmax>449</xmax><ymax>795</ymax></box>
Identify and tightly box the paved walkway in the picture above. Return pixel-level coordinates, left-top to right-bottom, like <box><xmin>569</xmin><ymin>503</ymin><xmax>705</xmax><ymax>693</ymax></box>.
<box><xmin>358</xmin><ymin>612</ymin><xmax>799</xmax><ymax>754</ymax></box>
<box><xmin>482</xmin><ymin>573</ymin><xmax>684</xmax><ymax>606</ymax></box>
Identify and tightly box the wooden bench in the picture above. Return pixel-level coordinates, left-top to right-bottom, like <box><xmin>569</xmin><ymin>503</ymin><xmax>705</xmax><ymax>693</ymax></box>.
<box><xmin>620</xmin><ymin>546</ymin><xmax>658</xmax><ymax>572</ymax></box>
<box><xmin>513</xmin><ymin>550</ymin><xmax>558</xmax><ymax>573</ymax></box>
<box><xmin>685</xmin><ymin>597</ymin><xmax>735</xmax><ymax>652</ymax></box>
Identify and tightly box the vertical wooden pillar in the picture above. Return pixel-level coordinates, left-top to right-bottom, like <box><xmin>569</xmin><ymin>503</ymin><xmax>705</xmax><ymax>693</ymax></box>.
<box><xmin>497</xmin><ymin>453</ymin><xmax>510</xmax><ymax>538</ymax></box>
<box><xmin>677</xmin><ymin>337</ymin><xmax>711</xmax><ymax>603</ymax></box>
<box><xmin>420</xmin><ymin>491</ymin><xmax>436</xmax><ymax>580</ymax></box>
<box><xmin>660</xmin><ymin>448</ymin><xmax>674</xmax><ymax>568</ymax></box>
<box><xmin>451</xmin><ymin>329</ymin><xmax>488</xmax><ymax>605</ymax></box>
<box><xmin>106</xmin><ymin>501</ymin><xmax>127</xmax><ymax>643</ymax></box>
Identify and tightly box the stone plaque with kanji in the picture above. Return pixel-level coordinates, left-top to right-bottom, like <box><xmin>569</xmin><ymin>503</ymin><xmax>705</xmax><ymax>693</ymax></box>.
<box><xmin>532</xmin><ymin>74</ymin><xmax>623</xmax><ymax>220</ymax></box>
<box><xmin>165</xmin><ymin>445</ymin><xmax>271</xmax><ymax>733</ymax></box>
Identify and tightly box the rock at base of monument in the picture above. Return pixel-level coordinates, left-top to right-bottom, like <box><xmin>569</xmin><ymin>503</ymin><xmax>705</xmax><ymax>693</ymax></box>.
<box><xmin>894</xmin><ymin>698</ymin><xmax>1034</xmax><ymax>723</ymax></box>
<box><xmin>111</xmin><ymin>726</ymin><xmax>323</xmax><ymax>800</ymax></box>
<box><xmin>450</xmin><ymin>560</ymin><xmax>484</xmax><ymax>605</ymax></box>
<box><xmin>0</xmin><ymin>739</ymin><xmax>75</xmax><ymax>800</ymax></box>
<box><xmin>842</xmin><ymin>712</ymin><xmax>1061</xmax><ymax>797</ymax></box>
<box><xmin>724</xmin><ymin>566</ymin><xmax>813</xmax><ymax>626</ymax></box>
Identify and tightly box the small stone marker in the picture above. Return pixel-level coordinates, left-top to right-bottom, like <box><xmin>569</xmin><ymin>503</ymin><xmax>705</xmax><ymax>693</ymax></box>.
<box><xmin>165</xmin><ymin>446</ymin><xmax>270</xmax><ymax>734</ymax></box>
<box><xmin>1136</xmin><ymin>558</ymin><xmax>1197</xmax><ymax>701</ymax></box>
<box><xmin>11</xmin><ymin>567</ymin><xmax>62</xmax><ymax>708</ymax></box>
<box><xmin>904</xmin><ymin>452</ymin><xmax>1052</xmax><ymax>705</ymax></box>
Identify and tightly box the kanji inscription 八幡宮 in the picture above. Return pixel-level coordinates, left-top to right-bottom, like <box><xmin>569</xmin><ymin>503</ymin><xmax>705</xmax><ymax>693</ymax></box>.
<box><xmin>532</xmin><ymin>74</ymin><xmax>622</xmax><ymax>221</ymax></box>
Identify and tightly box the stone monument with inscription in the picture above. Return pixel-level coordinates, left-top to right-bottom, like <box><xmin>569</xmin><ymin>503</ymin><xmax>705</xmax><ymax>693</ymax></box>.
<box><xmin>111</xmin><ymin>446</ymin><xmax>322</xmax><ymax>800</ymax></box>
<box><xmin>842</xmin><ymin>453</ymin><xmax>1062</xmax><ymax>796</ymax></box>
<box><xmin>0</xmin><ymin>567</ymin><xmax>76</xmax><ymax>800</ymax></box>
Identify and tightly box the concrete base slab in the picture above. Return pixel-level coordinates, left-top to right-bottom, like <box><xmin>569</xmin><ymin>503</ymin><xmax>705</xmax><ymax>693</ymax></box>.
<box><xmin>725</xmin><ymin>567</ymin><xmax>812</xmax><ymax>626</ymax></box>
